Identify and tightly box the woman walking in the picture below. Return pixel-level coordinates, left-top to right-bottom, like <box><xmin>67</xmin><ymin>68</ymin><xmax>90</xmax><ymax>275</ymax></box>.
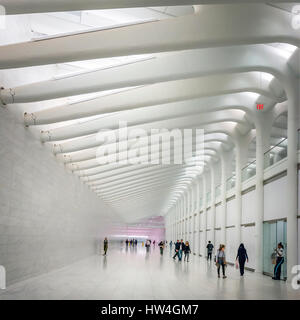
<box><xmin>272</xmin><ymin>242</ymin><xmax>284</xmax><ymax>280</ymax></box>
<box><xmin>215</xmin><ymin>244</ymin><xmax>227</xmax><ymax>279</ymax></box>
<box><xmin>236</xmin><ymin>243</ymin><xmax>249</xmax><ymax>276</ymax></box>
<box><xmin>184</xmin><ymin>241</ymin><xmax>191</xmax><ymax>262</ymax></box>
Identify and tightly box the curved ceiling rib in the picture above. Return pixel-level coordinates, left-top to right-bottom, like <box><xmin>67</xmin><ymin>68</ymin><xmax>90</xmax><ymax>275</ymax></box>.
<box><xmin>0</xmin><ymin>5</ymin><xmax>298</xmax><ymax>69</ymax></box>
<box><xmin>0</xmin><ymin>45</ymin><xmax>288</xmax><ymax>105</ymax></box>
<box><xmin>23</xmin><ymin>73</ymin><xmax>283</xmax><ymax>125</ymax></box>
<box><xmin>0</xmin><ymin>0</ymin><xmax>293</xmax><ymax>15</ymax></box>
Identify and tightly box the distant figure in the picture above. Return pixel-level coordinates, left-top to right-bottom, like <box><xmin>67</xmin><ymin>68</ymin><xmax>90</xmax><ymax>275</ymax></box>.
<box><xmin>206</xmin><ymin>241</ymin><xmax>214</xmax><ymax>261</ymax></box>
<box><xmin>153</xmin><ymin>240</ymin><xmax>156</xmax><ymax>246</ymax></box>
<box><xmin>236</xmin><ymin>243</ymin><xmax>249</xmax><ymax>276</ymax></box>
<box><xmin>126</xmin><ymin>239</ymin><xmax>129</xmax><ymax>247</ymax></box>
<box><xmin>159</xmin><ymin>241</ymin><xmax>164</xmax><ymax>255</ymax></box>
<box><xmin>184</xmin><ymin>241</ymin><xmax>191</xmax><ymax>262</ymax></box>
<box><xmin>215</xmin><ymin>244</ymin><xmax>227</xmax><ymax>279</ymax></box>
<box><xmin>145</xmin><ymin>240</ymin><xmax>151</xmax><ymax>252</ymax></box>
<box><xmin>170</xmin><ymin>241</ymin><xmax>173</xmax><ymax>251</ymax></box>
<box><xmin>135</xmin><ymin>239</ymin><xmax>137</xmax><ymax>246</ymax></box>
<box><xmin>272</xmin><ymin>242</ymin><xmax>284</xmax><ymax>280</ymax></box>
<box><xmin>103</xmin><ymin>237</ymin><xmax>108</xmax><ymax>256</ymax></box>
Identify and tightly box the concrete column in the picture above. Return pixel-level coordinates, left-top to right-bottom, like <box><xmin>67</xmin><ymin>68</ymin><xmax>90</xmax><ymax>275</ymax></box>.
<box><xmin>197</xmin><ymin>178</ymin><xmax>203</xmax><ymax>256</ymax></box>
<box><xmin>285</xmin><ymin>80</ymin><xmax>299</xmax><ymax>281</ymax></box>
<box><xmin>210</xmin><ymin>164</ymin><xmax>216</xmax><ymax>247</ymax></box>
<box><xmin>187</xmin><ymin>188</ymin><xmax>191</xmax><ymax>242</ymax></box>
<box><xmin>235</xmin><ymin>133</ymin><xmax>252</xmax><ymax>244</ymax></box>
<box><xmin>220</xmin><ymin>151</ymin><xmax>229</xmax><ymax>245</ymax></box>
<box><xmin>254</xmin><ymin>112</ymin><xmax>272</xmax><ymax>273</ymax></box>
<box><xmin>183</xmin><ymin>193</ymin><xmax>186</xmax><ymax>239</ymax></box>
<box><xmin>190</xmin><ymin>184</ymin><xmax>194</xmax><ymax>246</ymax></box>
<box><xmin>184</xmin><ymin>192</ymin><xmax>188</xmax><ymax>240</ymax></box>
<box><xmin>202</xmin><ymin>174</ymin><xmax>208</xmax><ymax>257</ymax></box>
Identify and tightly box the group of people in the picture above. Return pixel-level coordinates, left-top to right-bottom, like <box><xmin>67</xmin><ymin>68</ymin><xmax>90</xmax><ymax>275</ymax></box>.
<box><xmin>170</xmin><ymin>239</ymin><xmax>285</xmax><ymax>281</ymax></box>
<box><xmin>125</xmin><ymin>239</ymin><xmax>138</xmax><ymax>247</ymax></box>
<box><xmin>145</xmin><ymin>239</ymin><xmax>168</xmax><ymax>254</ymax></box>
<box><xmin>172</xmin><ymin>240</ymin><xmax>191</xmax><ymax>262</ymax></box>
<box><xmin>102</xmin><ymin>237</ymin><xmax>285</xmax><ymax>281</ymax></box>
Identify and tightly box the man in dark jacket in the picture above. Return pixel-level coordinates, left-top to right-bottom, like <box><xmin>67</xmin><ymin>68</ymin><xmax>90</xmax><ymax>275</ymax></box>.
<box><xmin>178</xmin><ymin>239</ymin><xmax>185</xmax><ymax>261</ymax></box>
<box><xmin>173</xmin><ymin>240</ymin><xmax>180</xmax><ymax>260</ymax></box>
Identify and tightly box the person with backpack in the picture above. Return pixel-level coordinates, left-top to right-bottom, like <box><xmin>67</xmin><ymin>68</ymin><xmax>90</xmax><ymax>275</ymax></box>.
<box><xmin>206</xmin><ymin>241</ymin><xmax>214</xmax><ymax>261</ymax></box>
<box><xmin>236</xmin><ymin>243</ymin><xmax>249</xmax><ymax>276</ymax></box>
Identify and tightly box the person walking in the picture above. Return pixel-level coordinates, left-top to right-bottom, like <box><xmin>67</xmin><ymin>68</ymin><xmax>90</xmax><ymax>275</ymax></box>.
<box><xmin>215</xmin><ymin>244</ymin><xmax>227</xmax><ymax>278</ymax></box>
<box><xmin>178</xmin><ymin>239</ymin><xmax>185</xmax><ymax>261</ymax></box>
<box><xmin>272</xmin><ymin>242</ymin><xmax>285</xmax><ymax>280</ymax></box>
<box><xmin>184</xmin><ymin>241</ymin><xmax>191</xmax><ymax>262</ymax></box>
<box><xmin>173</xmin><ymin>240</ymin><xmax>180</xmax><ymax>260</ymax></box>
<box><xmin>103</xmin><ymin>237</ymin><xmax>108</xmax><ymax>256</ymax></box>
<box><xmin>236</xmin><ymin>243</ymin><xmax>249</xmax><ymax>276</ymax></box>
<box><xmin>125</xmin><ymin>239</ymin><xmax>129</xmax><ymax>247</ymax></box>
<box><xmin>145</xmin><ymin>239</ymin><xmax>150</xmax><ymax>252</ymax></box>
<box><xmin>206</xmin><ymin>241</ymin><xmax>214</xmax><ymax>261</ymax></box>
<box><xmin>170</xmin><ymin>241</ymin><xmax>173</xmax><ymax>251</ymax></box>
<box><xmin>159</xmin><ymin>241</ymin><xmax>164</xmax><ymax>255</ymax></box>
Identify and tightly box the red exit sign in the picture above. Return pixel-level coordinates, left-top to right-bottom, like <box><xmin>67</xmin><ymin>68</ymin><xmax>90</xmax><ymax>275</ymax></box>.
<box><xmin>257</xmin><ymin>104</ymin><xmax>264</xmax><ymax>110</ymax></box>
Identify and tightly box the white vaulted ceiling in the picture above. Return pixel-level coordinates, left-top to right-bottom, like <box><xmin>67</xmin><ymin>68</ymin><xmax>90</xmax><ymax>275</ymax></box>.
<box><xmin>0</xmin><ymin>1</ymin><xmax>297</xmax><ymax>222</ymax></box>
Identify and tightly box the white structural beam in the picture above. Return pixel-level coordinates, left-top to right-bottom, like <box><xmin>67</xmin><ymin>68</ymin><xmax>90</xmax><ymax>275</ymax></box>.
<box><xmin>0</xmin><ymin>0</ymin><xmax>294</xmax><ymax>15</ymax></box>
<box><xmin>56</xmin><ymin>122</ymin><xmax>236</xmax><ymax>158</ymax></box>
<box><xmin>1</xmin><ymin>45</ymin><xmax>287</xmax><ymax>104</ymax></box>
<box><xmin>0</xmin><ymin>5</ymin><xmax>298</xmax><ymax>69</ymax></box>
<box><xmin>41</xmin><ymin>109</ymin><xmax>248</xmax><ymax>142</ymax></box>
<box><xmin>23</xmin><ymin>73</ymin><xmax>282</xmax><ymax>125</ymax></box>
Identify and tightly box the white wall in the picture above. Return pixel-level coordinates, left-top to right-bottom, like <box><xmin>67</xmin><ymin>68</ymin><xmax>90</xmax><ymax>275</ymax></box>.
<box><xmin>200</xmin><ymin>231</ymin><xmax>205</xmax><ymax>256</ymax></box>
<box><xmin>241</xmin><ymin>225</ymin><xmax>255</xmax><ymax>269</ymax></box>
<box><xmin>206</xmin><ymin>229</ymin><xmax>213</xmax><ymax>244</ymax></box>
<box><xmin>264</xmin><ymin>175</ymin><xmax>287</xmax><ymax>221</ymax></box>
<box><xmin>206</xmin><ymin>208</ymin><xmax>212</xmax><ymax>229</ymax></box>
<box><xmin>200</xmin><ymin>212</ymin><xmax>204</xmax><ymax>231</ymax></box>
<box><xmin>195</xmin><ymin>213</ymin><xmax>199</xmax><ymax>232</ymax></box>
<box><xmin>0</xmin><ymin>107</ymin><xmax>119</xmax><ymax>285</ymax></box>
<box><xmin>226</xmin><ymin>227</ymin><xmax>238</xmax><ymax>263</ymax></box>
<box><xmin>215</xmin><ymin>205</ymin><xmax>222</xmax><ymax>228</ymax></box>
<box><xmin>242</xmin><ymin>190</ymin><xmax>255</xmax><ymax>224</ymax></box>
<box><xmin>226</xmin><ymin>198</ymin><xmax>236</xmax><ymax>226</ymax></box>
<box><xmin>215</xmin><ymin>229</ymin><xmax>221</xmax><ymax>249</ymax></box>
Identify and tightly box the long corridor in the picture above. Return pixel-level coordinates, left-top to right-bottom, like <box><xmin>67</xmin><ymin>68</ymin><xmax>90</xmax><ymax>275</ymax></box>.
<box><xmin>1</xmin><ymin>245</ymin><xmax>299</xmax><ymax>300</ymax></box>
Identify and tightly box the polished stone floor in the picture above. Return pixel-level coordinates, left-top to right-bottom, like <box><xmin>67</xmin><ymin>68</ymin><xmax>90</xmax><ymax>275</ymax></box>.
<box><xmin>1</xmin><ymin>245</ymin><xmax>300</xmax><ymax>300</ymax></box>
